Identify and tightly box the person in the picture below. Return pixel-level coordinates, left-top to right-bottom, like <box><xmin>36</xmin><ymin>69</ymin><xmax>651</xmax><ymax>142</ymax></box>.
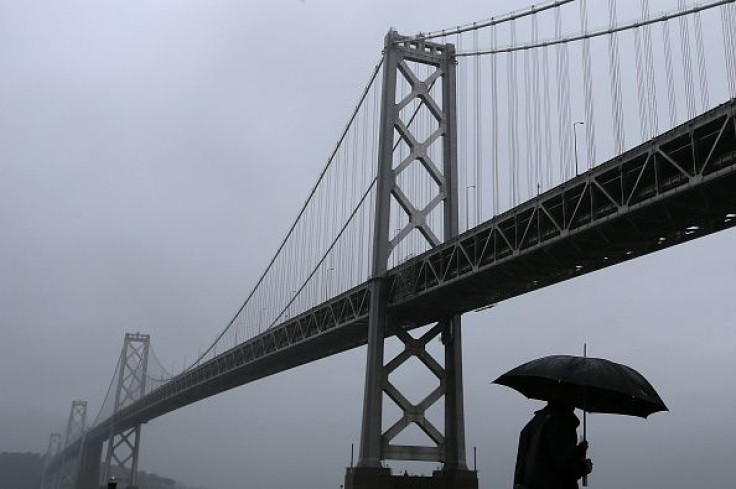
<box><xmin>513</xmin><ymin>400</ymin><xmax>593</xmax><ymax>489</ymax></box>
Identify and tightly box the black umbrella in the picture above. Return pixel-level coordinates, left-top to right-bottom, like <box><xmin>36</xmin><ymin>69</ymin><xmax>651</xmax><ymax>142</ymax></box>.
<box><xmin>493</xmin><ymin>355</ymin><xmax>668</xmax><ymax>418</ymax></box>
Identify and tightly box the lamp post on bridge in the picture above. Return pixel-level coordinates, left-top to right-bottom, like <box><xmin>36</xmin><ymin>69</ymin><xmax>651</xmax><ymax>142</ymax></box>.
<box><xmin>466</xmin><ymin>185</ymin><xmax>475</xmax><ymax>230</ymax></box>
<box><xmin>573</xmin><ymin>121</ymin><xmax>585</xmax><ymax>175</ymax></box>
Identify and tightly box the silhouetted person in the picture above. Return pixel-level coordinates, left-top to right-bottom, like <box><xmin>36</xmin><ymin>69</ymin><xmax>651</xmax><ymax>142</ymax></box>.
<box><xmin>107</xmin><ymin>476</ymin><xmax>117</xmax><ymax>489</ymax></box>
<box><xmin>514</xmin><ymin>400</ymin><xmax>592</xmax><ymax>489</ymax></box>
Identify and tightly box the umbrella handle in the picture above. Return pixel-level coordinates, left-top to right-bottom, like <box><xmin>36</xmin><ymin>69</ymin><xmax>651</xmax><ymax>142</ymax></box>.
<box><xmin>582</xmin><ymin>412</ymin><xmax>589</xmax><ymax>487</ymax></box>
<box><xmin>583</xmin><ymin>344</ymin><xmax>588</xmax><ymax>487</ymax></box>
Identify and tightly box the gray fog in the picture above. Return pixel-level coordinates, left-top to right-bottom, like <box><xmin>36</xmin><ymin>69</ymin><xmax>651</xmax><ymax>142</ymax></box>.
<box><xmin>1</xmin><ymin>1</ymin><xmax>735</xmax><ymax>488</ymax></box>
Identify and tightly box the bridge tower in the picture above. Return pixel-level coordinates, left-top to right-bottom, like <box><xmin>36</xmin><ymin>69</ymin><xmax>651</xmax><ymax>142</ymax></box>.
<box><xmin>102</xmin><ymin>332</ymin><xmax>150</xmax><ymax>489</ymax></box>
<box><xmin>42</xmin><ymin>400</ymin><xmax>88</xmax><ymax>489</ymax></box>
<box><xmin>40</xmin><ymin>432</ymin><xmax>62</xmax><ymax>489</ymax></box>
<box><xmin>63</xmin><ymin>400</ymin><xmax>88</xmax><ymax>448</ymax></box>
<box><xmin>346</xmin><ymin>30</ymin><xmax>477</xmax><ymax>489</ymax></box>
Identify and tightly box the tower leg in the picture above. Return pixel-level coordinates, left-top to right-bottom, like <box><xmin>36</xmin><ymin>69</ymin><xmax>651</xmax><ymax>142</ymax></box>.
<box><xmin>443</xmin><ymin>316</ymin><xmax>467</xmax><ymax>471</ymax></box>
<box><xmin>102</xmin><ymin>333</ymin><xmax>150</xmax><ymax>489</ymax></box>
<box><xmin>440</xmin><ymin>316</ymin><xmax>477</xmax><ymax>487</ymax></box>
<box><xmin>348</xmin><ymin>29</ymin><xmax>476</xmax><ymax>489</ymax></box>
<box><xmin>77</xmin><ymin>440</ymin><xmax>103</xmax><ymax>489</ymax></box>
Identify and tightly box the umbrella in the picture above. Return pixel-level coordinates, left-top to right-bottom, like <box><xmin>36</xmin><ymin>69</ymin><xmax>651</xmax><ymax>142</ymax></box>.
<box><xmin>493</xmin><ymin>355</ymin><xmax>668</xmax><ymax>418</ymax></box>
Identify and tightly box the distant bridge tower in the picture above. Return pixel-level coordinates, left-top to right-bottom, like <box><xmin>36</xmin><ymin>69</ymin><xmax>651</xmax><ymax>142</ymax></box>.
<box><xmin>64</xmin><ymin>400</ymin><xmax>88</xmax><ymax>448</ymax></box>
<box><xmin>43</xmin><ymin>400</ymin><xmax>88</xmax><ymax>489</ymax></box>
<box><xmin>40</xmin><ymin>433</ymin><xmax>62</xmax><ymax>489</ymax></box>
<box><xmin>102</xmin><ymin>332</ymin><xmax>150</xmax><ymax>488</ymax></box>
<box><xmin>346</xmin><ymin>30</ymin><xmax>477</xmax><ymax>489</ymax></box>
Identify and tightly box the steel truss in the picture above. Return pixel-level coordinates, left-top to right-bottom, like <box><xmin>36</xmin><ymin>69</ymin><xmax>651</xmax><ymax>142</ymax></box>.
<box><xmin>388</xmin><ymin>98</ymin><xmax>736</xmax><ymax>324</ymax></box>
<box><xmin>113</xmin><ymin>285</ymin><xmax>370</xmax><ymax>427</ymax></box>
<box><xmin>103</xmin><ymin>333</ymin><xmax>150</xmax><ymax>488</ymax></box>
<box><xmin>381</xmin><ymin>323</ymin><xmax>447</xmax><ymax>462</ymax></box>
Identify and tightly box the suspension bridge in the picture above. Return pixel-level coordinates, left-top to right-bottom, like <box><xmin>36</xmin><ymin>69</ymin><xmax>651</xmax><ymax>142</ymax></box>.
<box><xmin>39</xmin><ymin>1</ymin><xmax>736</xmax><ymax>488</ymax></box>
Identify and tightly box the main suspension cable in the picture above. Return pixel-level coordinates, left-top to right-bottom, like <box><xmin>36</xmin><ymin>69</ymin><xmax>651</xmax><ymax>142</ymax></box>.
<box><xmin>182</xmin><ymin>59</ymin><xmax>383</xmax><ymax>371</ymax></box>
<box><xmin>456</xmin><ymin>0</ymin><xmax>735</xmax><ymax>57</ymax></box>
<box><xmin>407</xmin><ymin>0</ymin><xmax>575</xmax><ymax>42</ymax></box>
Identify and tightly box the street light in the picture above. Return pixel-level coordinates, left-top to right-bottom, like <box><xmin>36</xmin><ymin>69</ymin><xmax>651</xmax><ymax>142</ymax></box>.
<box><xmin>573</xmin><ymin>121</ymin><xmax>584</xmax><ymax>175</ymax></box>
<box><xmin>466</xmin><ymin>185</ymin><xmax>475</xmax><ymax>230</ymax></box>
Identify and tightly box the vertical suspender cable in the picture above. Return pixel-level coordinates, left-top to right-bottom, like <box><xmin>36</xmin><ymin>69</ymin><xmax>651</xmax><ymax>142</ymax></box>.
<box><xmin>416</xmin><ymin>77</ymin><xmax>423</xmax><ymax>254</ymax></box>
<box><xmin>731</xmin><ymin>5</ymin><xmax>736</xmax><ymax>98</ymax></box>
<box><xmin>351</xmin><ymin>109</ymin><xmax>361</xmax><ymax>287</ymax></box>
<box><xmin>608</xmin><ymin>0</ymin><xmax>625</xmax><ymax>155</ymax></box>
<box><xmin>693</xmin><ymin>10</ymin><xmax>710</xmax><ymax>112</ymax></box>
<box><xmin>490</xmin><ymin>23</ymin><xmax>499</xmax><ymax>216</ymax></box>
<box><xmin>662</xmin><ymin>20</ymin><xmax>679</xmax><ymax>127</ymax></box>
<box><xmin>423</xmin><ymin>62</ymin><xmax>431</xmax><ymax>240</ymax></box>
<box><xmin>509</xmin><ymin>19</ymin><xmax>519</xmax><ymax>207</ymax></box>
<box><xmin>345</xmin><ymin>122</ymin><xmax>354</xmax><ymax>289</ymax></box>
<box><xmin>474</xmin><ymin>26</ymin><xmax>482</xmax><ymax>224</ymax></box>
<box><xmin>370</xmin><ymin>72</ymin><xmax>379</xmax><ymax>275</ymax></box>
<box><xmin>524</xmin><ymin>32</ymin><xmax>533</xmax><ymax>200</ymax></box>
<box><xmin>555</xmin><ymin>8</ymin><xmax>564</xmax><ymax>183</ymax></box>
<box><xmin>532</xmin><ymin>12</ymin><xmax>542</xmax><ymax>194</ymax></box>
<box><xmin>721</xmin><ymin>6</ymin><xmax>735</xmax><ymax>98</ymax></box>
<box><xmin>642</xmin><ymin>0</ymin><xmax>659</xmax><ymax>137</ymax></box>
<box><xmin>357</xmin><ymin>86</ymin><xmax>368</xmax><ymax>282</ymax></box>
<box><xmin>458</xmin><ymin>33</ymin><xmax>469</xmax><ymax>231</ymax></box>
<box><xmin>542</xmin><ymin>44</ymin><xmax>552</xmax><ymax>191</ymax></box>
<box><xmin>634</xmin><ymin>25</ymin><xmax>649</xmax><ymax>141</ymax></box>
<box><xmin>580</xmin><ymin>0</ymin><xmax>597</xmax><ymax>170</ymax></box>
<box><xmin>555</xmin><ymin>6</ymin><xmax>572</xmax><ymax>182</ymax></box>
<box><xmin>679</xmin><ymin>0</ymin><xmax>696</xmax><ymax>119</ymax></box>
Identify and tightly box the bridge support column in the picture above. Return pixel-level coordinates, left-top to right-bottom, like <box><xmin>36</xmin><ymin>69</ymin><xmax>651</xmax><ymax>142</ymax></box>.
<box><xmin>443</xmin><ymin>315</ymin><xmax>467</xmax><ymax>472</ymax></box>
<box><xmin>102</xmin><ymin>333</ymin><xmax>150</xmax><ymax>489</ymax></box>
<box><xmin>77</xmin><ymin>439</ymin><xmax>103</xmax><ymax>489</ymax></box>
<box><xmin>348</xmin><ymin>30</ymin><xmax>476</xmax><ymax>489</ymax></box>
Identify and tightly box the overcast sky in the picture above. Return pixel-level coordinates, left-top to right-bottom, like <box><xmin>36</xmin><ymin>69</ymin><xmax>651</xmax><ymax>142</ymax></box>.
<box><xmin>1</xmin><ymin>1</ymin><xmax>736</xmax><ymax>489</ymax></box>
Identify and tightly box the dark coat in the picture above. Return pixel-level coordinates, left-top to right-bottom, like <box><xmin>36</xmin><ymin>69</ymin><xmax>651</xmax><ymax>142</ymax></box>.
<box><xmin>513</xmin><ymin>403</ymin><xmax>588</xmax><ymax>489</ymax></box>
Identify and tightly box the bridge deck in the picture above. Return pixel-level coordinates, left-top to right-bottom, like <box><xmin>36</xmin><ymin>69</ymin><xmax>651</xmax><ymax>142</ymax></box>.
<box><xmin>389</xmin><ymin>98</ymin><xmax>736</xmax><ymax>324</ymax></box>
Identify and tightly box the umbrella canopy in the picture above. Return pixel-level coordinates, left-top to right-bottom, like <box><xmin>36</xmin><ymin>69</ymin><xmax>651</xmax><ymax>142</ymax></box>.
<box><xmin>494</xmin><ymin>355</ymin><xmax>667</xmax><ymax>418</ymax></box>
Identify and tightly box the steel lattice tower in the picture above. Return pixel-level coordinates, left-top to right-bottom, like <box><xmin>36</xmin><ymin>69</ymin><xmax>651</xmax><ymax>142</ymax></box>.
<box><xmin>347</xmin><ymin>30</ymin><xmax>477</xmax><ymax>489</ymax></box>
<box><xmin>102</xmin><ymin>332</ymin><xmax>150</xmax><ymax>488</ymax></box>
<box><xmin>63</xmin><ymin>400</ymin><xmax>88</xmax><ymax>449</ymax></box>
<box><xmin>40</xmin><ymin>433</ymin><xmax>62</xmax><ymax>489</ymax></box>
